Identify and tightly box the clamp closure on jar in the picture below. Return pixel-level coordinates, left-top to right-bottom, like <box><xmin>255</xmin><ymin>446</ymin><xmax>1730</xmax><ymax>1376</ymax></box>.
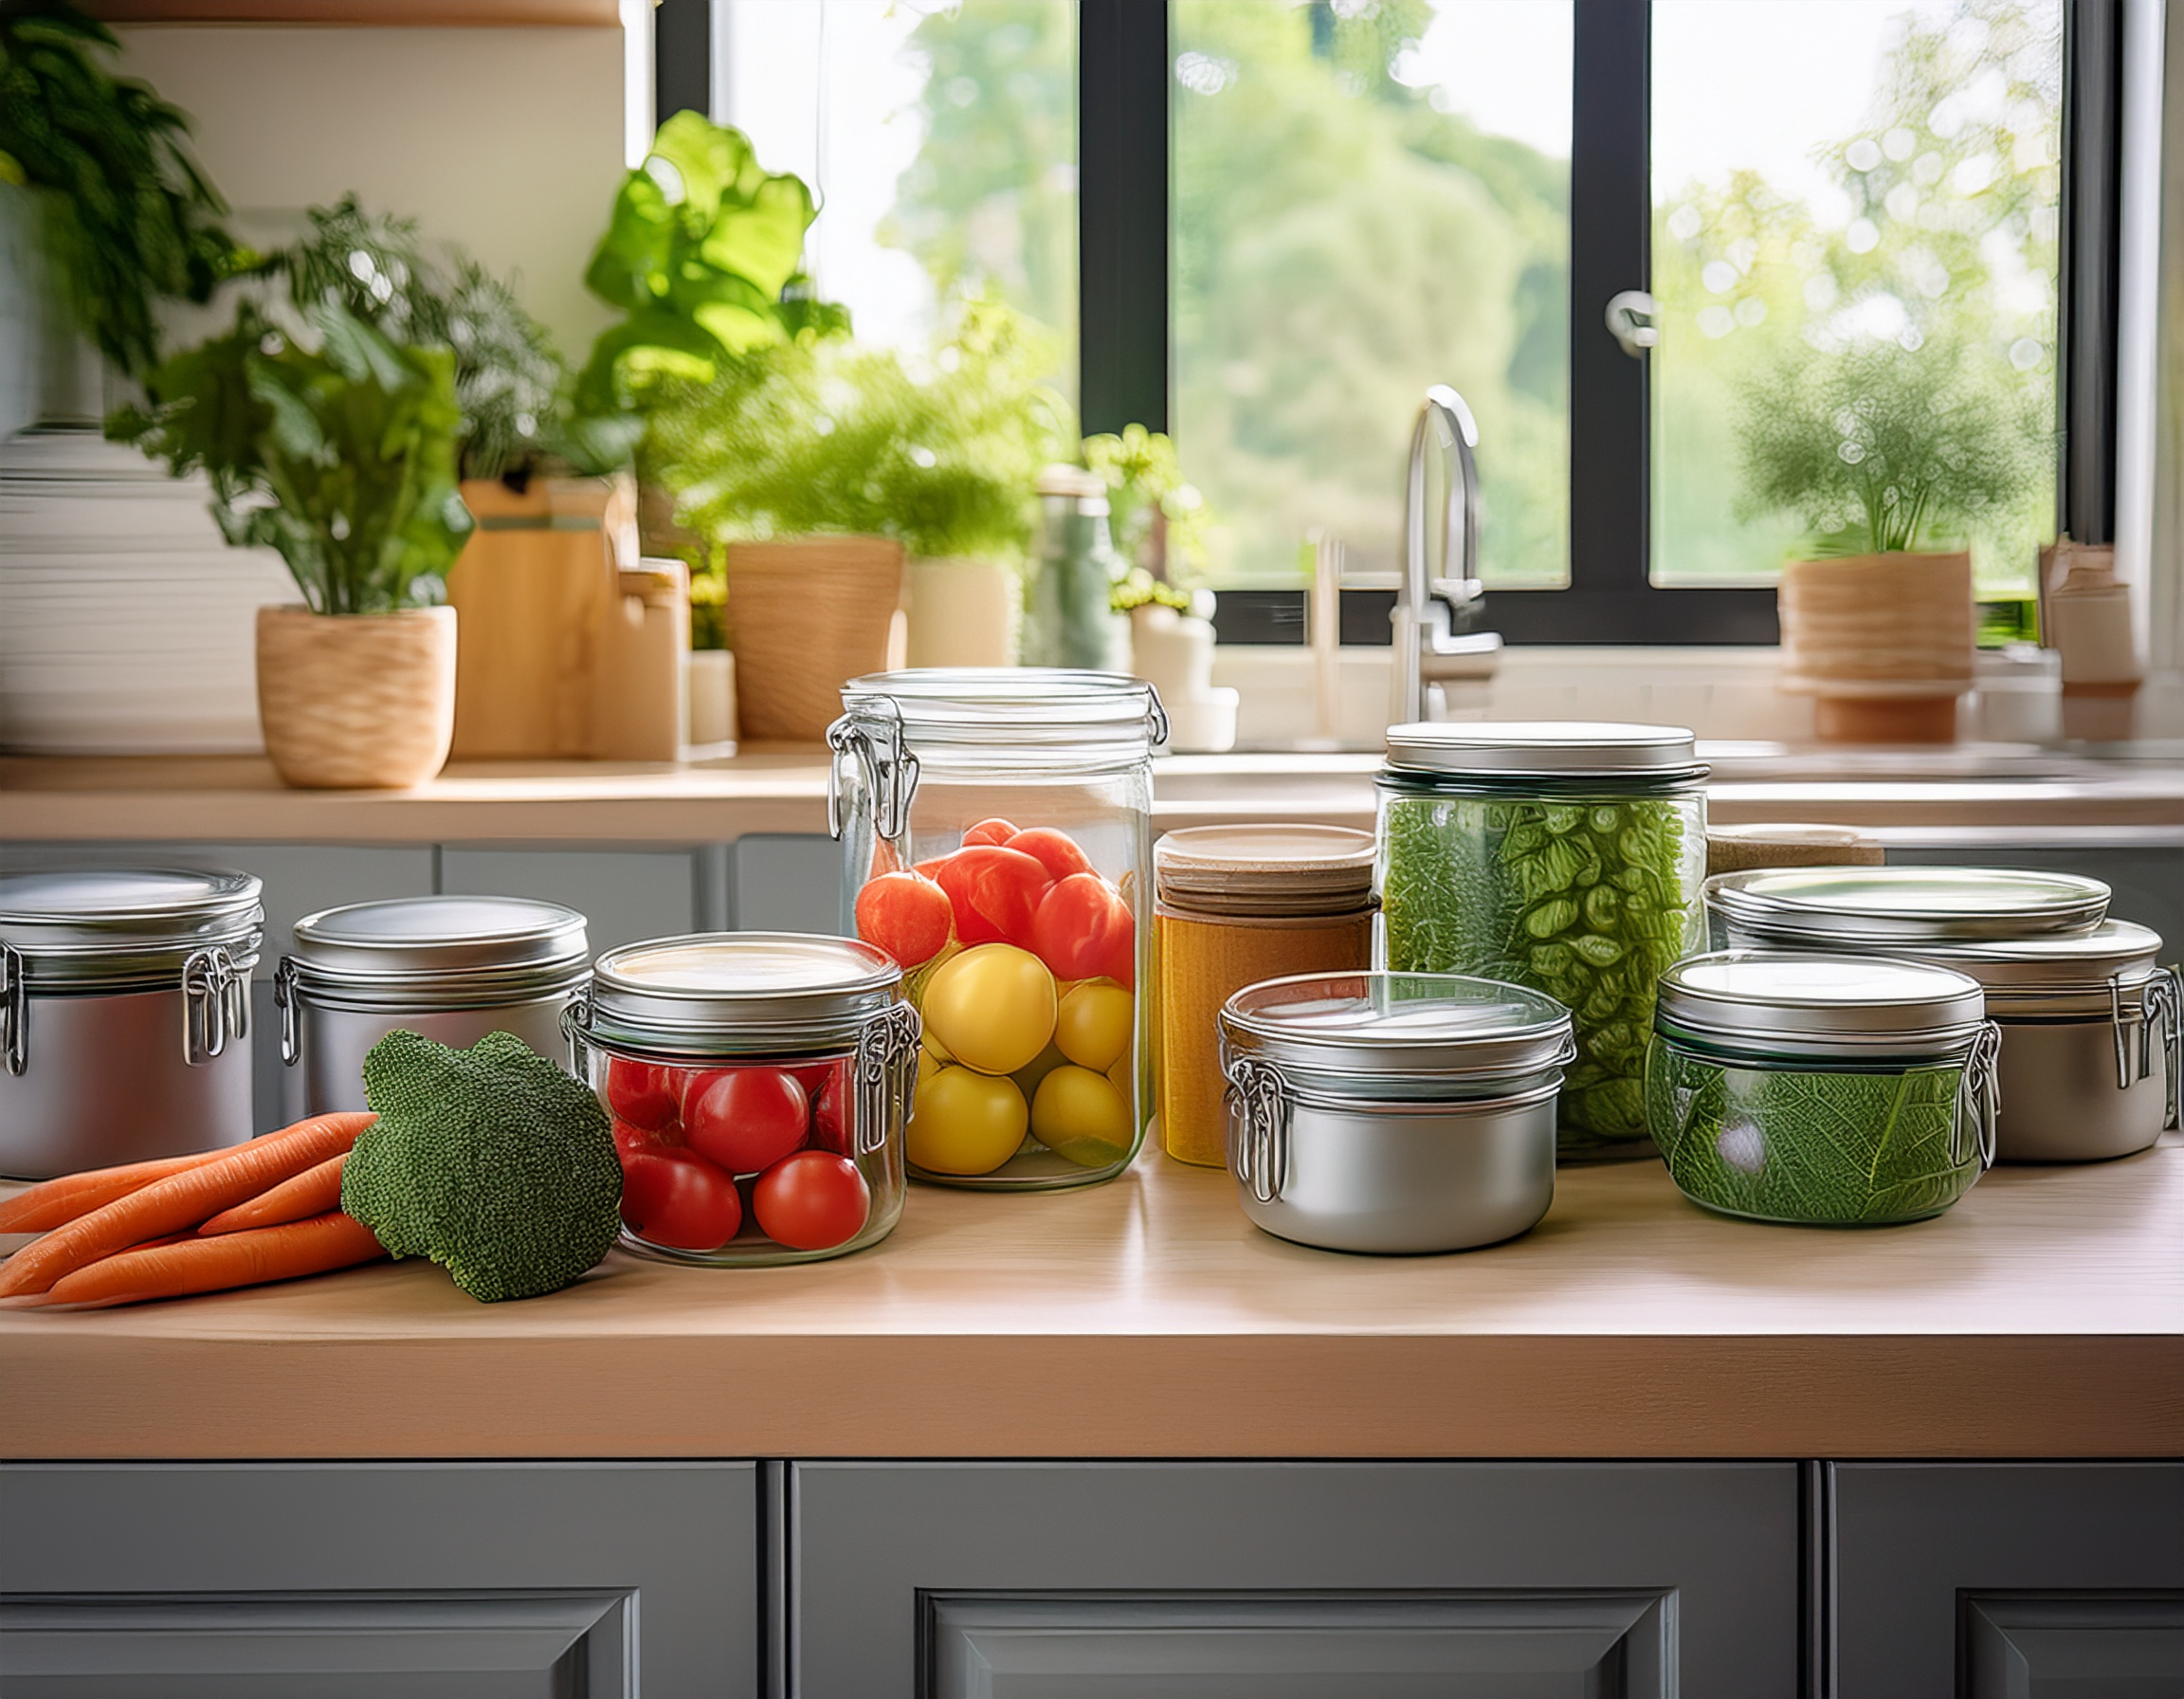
<box><xmin>181</xmin><ymin>945</ymin><xmax>246</xmax><ymax>1067</ymax></box>
<box><xmin>2111</xmin><ymin>967</ymin><xmax>2182</xmax><ymax>1128</ymax></box>
<box><xmin>1954</xmin><ymin>1019</ymin><xmax>2004</xmax><ymax>1171</ymax></box>
<box><xmin>274</xmin><ymin>954</ymin><xmax>302</xmax><ymax>1067</ymax></box>
<box><xmin>828</xmin><ymin>700</ymin><xmax>920</xmax><ymax>845</ymax></box>
<box><xmin>1</xmin><ymin>942</ymin><xmax>25</xmax><ymax>1077</ymax></box>
<box><xmin>855</xmin><ymin>1001</ymin><xmax>922</xmax><ymax>1157</ymax></box>
<box><xmin>1224</xmin><ymin>1052</ymin><xmax>1290</xmax><ymax>1205</ymax></box>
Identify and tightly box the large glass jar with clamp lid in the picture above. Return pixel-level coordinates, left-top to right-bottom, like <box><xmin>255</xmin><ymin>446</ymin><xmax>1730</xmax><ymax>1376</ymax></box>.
<box><xmin>829</xmin><ymin>668</ymin><xmax>1167</xmax><ymax>1189</ymax></box>
<box><xmin>1</xmin><ymin>868</ymin><xmax>262</xmax><ymax>1178</ymax></box>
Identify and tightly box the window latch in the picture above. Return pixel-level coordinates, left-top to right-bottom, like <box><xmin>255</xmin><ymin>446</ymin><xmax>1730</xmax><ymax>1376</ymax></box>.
<box><xmin>1605</xmin><ymin>290</ymin><xmax>1660</xmax><ymax>357</ymax></box>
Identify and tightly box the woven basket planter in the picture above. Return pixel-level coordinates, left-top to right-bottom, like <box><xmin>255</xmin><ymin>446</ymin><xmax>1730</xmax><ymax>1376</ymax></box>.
<box><xmin>724</xmin><ymin>536</ymin><xmax>905</xmax><ymax>741</ymax></box>
<box><xmin>1777</xmin><ymin>551</ymin><xmax>1974</xmax><ymax>743</ymax></box>
<box><xmin>255</xmin><ymin>606</ymin><xmax>457</xmax><ymax>789</ymax></box>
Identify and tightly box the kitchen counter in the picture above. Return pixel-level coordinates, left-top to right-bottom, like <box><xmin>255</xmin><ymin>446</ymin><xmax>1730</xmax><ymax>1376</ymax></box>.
<box><xmin>5</xmin><ymin>742</ymin><xmax>2184</xmax><ymax>841</ymax></box>
<box><xmin>5</xmin><ymin>1137</ymin><xmax>2178</xmax><ymax>1461</ymax></box>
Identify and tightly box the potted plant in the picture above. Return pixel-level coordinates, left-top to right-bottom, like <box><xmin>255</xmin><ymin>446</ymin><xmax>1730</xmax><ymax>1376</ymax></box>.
<box><xmin>111</xmin><ymin>300</ymin><xmax>473</xmax><ymax>787</ymax></box>
<box><xmin>1735</xmin><ymin>341</ymin><xmax>2040</xmax><ymax>743</ymax></box>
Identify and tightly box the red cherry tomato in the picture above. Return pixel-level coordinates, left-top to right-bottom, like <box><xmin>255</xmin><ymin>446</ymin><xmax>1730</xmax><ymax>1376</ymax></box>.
<box><xmin>612</xmin><ymin>1118</ymin><xmax>670</xmax><ymax>1160</ymax></box>
<box><xmin>753</xmin><ymin>1151</ymin><xmax>871</xmax><ymax>1251</ymax></box>
<box><xmin>854</xmin><ymin>869</ymin><xmax>955</xmax><ymax>968</ymax></box>
<box><xmin>682</xmin><ymin>1067</ymin><xmax>810</xmax><ymax>1175</ymax></box>
<box><xmin>620</xmin><ymin>1148</ymin><xmax>742</xmax><ymax>1251</ymax></box>
<box><xmin>932</xmin><ymin>845</ymin><xmax>1052</xmax><ymax>948</ymax></box>
<box><xmin>959</xmin><ymin>816</ymin><xmax>1020</xmax><ymax>848</ymax></box>
<box><xmin>810</xmin><ymin>1059</ymin><xmax>855</xmax><ymax>1156</ymax></box>
<box><xmin>1029</xmin><ymin>872</ymin><xmax>1136</xmax><ymax>988</ymax></box>
<box><xmin>606</xmin><ymin>1058</ymin><xmax>682</xmax><ymax>1132</ymax></box>
<box><xmin>1005</xmin><ymin>826</ymin><xmax>1096</xmax><ymax>884</ymax></box>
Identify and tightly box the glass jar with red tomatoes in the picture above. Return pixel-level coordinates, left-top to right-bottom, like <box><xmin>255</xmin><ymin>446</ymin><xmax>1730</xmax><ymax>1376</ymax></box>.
<box><xmin>828</xmin><ymin>668</ymin><xmax>1167</xmax><ymax>1190</ymax></box>
<box><xmin>562</xmin><ymin>933</ymin><xmax>919</xmax><ymax>1265</ymax></box>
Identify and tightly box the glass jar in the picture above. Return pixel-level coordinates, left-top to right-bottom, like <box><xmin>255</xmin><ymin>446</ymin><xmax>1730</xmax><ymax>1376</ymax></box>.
<box><xmin>563</xmin><ymin>932</ymin><xmax>918</xmax><ymax>1266</ymax></box>
<box><xmin>1</xmin><ymin>868</ymin><xmax>261</xmax><ymax>1178</ymax></box>
<box><xmin>1707</xmin><ymin>864</ymin><xmax>2176</xmax><ymax>1161</ymax></box>
<box><xmin>1023</xmin><ymin>466</ymin><xmax>1128</xmax><ymax>670</ymax></box>
<box><xmin>1647</xmin><ymin>951</ymin><xmax>2001</xmax><ymax>1226</ymax></box>
<box><xmin>828</xmin><ymin>667</ymin><xmax>1166</xmax><ymax>1189</ymax></box>
<box><xmin>1155</xmin><ymin>824</ymin><xmax>1377</xmax><ymax>1167</ymax></box>
<box><xmin>277</xmin><ymin>895</ymin><xmax>591</xmax><ymax>1114</ymax></box>
<box><xmin>1374</xmin><ymin>722</ymin><xmax>1708</xmax><ymax>1155</ymax></box>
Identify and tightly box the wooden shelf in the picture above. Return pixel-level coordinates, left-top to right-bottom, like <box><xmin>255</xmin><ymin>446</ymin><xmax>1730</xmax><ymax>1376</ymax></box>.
<box><xmin>4</xmin><ymin>1139</ymin><xmax>2179</xmax><ymax>1461</ymax></box>
<box><xmin>86</xmin><ymin>1</ymin><xmax>622</xmax><ymax>26</ymax></box>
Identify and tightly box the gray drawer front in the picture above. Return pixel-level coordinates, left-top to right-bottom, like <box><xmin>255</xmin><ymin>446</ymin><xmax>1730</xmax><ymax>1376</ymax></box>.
<box><xmin>0</xmin><ymin>1462</ymin><xmax>755</xmax><ymax>1699</ymax></box>
<box><xmin>791</xmin><ymin>1461</ymin><xmax>1799</xmax><ymax>1697</ymax></box>
<box><xmin>1832</xmin><ymin>1462</ymin><xmax>2184</xmax><ymax>1697</ymax></box>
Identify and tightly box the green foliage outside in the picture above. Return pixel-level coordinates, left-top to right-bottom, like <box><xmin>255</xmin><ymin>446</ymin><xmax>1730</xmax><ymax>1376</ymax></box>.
<box><xmin>111</xmin><ymin>301</ymin><xmax>472</xmax><ymax>616</ymax></box>
<box><xmin>0</xmin><ymin>0</ymin><xmax>246</xmax><ymax>378</ymax></box>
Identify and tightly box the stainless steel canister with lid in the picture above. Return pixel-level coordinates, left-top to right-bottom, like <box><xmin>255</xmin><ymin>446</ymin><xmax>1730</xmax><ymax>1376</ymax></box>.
<box><xmin>1</xmin><ymin>868</ymin><xmax>262</xmax><ymax>1178</ymax></box>
<box><xmin>564</xmin><ymin>932</ymin><xmax>919</xmax><ymax>1265</ymax></box>
<box><xmin>1217</xmin><ymin>971</ymin><xmax>1575</xmax><ymax>1253</ymax></box>
<box><xmin>275</xmin><ymin>896</ymin><xmax>592</xmax><ymax>1114</ymax></box>
<box><xmin>1647</xmin><ymin>951</ymin><xmax>2001</xmax><ymax>1224</ymax></box>
<box><xmin>1707</xmin><ymin>865</ymin><xmax>2175</xmax><ymax>1161</ymax></box>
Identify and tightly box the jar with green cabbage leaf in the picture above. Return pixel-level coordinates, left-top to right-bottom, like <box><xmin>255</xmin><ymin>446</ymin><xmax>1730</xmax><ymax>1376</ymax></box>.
<box><xmin>1374</xmin><ymin>722</ymin><xmax>1707</xmax><ymax>1153</ymax></box>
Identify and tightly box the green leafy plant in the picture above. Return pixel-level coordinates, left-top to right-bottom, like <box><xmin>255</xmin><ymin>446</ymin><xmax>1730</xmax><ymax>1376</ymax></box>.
<box><xmin>652</xmin><ymin>298</ymin><xmax>1067</xmax><ymax>562</ymax></box>
<box><xmin>1733</xmin><ymin>340</ymin><xmax>2045</xmax><ymax>557</ymax></box>
<box><xmin>577</xmin><ymin>112</ymin><xmax>848</xmax><ymax>417</ymax></box>
<box><xmin>110</xmin><ymin>299</ymin><xmax>472</xmax><ymax>616</ymax></box>
<box><xmin>0</xmin><ymin>0</ymin><xmax>245</xmax><ymax>377</ymax></box>
<box><xmin>267</xmin><ymin>195</ymin><xmax>625</xmax><ymax>484</ymax></box>
<box><xmin>1083</xmin><ymin>424</ymin><xmax>1210</xmax><ymax>583</ymax></box>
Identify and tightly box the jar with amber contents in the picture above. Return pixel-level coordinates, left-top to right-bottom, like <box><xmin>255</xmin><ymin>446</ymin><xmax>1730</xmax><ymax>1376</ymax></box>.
<box><xmin>1154</xmin><ymin>825</ymin><xmax>1376</xmax><ymax>1165</ymax></box>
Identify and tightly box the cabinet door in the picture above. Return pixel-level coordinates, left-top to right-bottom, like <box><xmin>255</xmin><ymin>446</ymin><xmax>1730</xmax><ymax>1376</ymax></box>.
<box><xmin>1832</xmin><ymin>1462</ymin><xmax>2184</xmax><ymax>1697</ymax></box>
<box><xmin>791</xmin><ymin>1461</ymin><xmax>1799</xmax><ymax>1696</ymax></box>
<box><xmin>437</xmin><ymin>847</ymin><xmax>698</xmax><ymax>954</ymax></box>
<box><xmin>0</xmin><ymin>1461</ymin><xmax>755</xmax><ymax>1699</ymax></box>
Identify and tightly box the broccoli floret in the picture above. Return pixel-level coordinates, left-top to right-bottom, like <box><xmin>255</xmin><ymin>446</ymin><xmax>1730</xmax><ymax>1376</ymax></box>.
<box><xmin>342</xmin><ymin>1029</ymin><xmax>621</xmax><ymax>1303</ymax></box>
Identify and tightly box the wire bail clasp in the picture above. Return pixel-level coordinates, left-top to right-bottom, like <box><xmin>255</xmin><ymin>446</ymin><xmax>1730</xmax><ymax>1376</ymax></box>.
<box><xmin>1</xmin><ymin>942</ymin><xmax>25</xmax><ymax>1077</ymax></box>
<box><xmin>182</xmin><ymin>945</ymin><xmax>245</xmax><ymax>1068</ymax></box>
<box><xmin>827</xmin><ymin>699</ymin><xmax>920</xmax><ymax>846</ymax></box>
<box><xmin>1955</xmin><ymin>1020</ymin><xmax>2003</xmax><ymax>1171</ymax></box>
<box><xmin>1224</xmin><ymin>1052</ymin><xmax>1291</xmax><ymax>1205</ymax></box>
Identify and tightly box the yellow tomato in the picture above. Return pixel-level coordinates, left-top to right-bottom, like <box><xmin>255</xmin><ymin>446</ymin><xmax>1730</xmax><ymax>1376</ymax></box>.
<box><xmin>916</xmin><ymin>1045</ymin><xmax>944</xmax><ymax>1087</ymax></box>
<box><xmin>921</xmin><ymin>943</ymin><xmax>1057</xmax><ymax>1075</ymax></box>
<box><xmin>1029</xmin><ymin>1064</ymin><xmax>1135</xmax><ymax>1169</ymax></box>
<box><xmin>907</xmin><ymin>1067</ymin><xmax>1028</xmax><ymax>1176</ymax></box>
<box><xmin>1054</xmin><ymin>980</ymin><xmax>1133</xmax><ymax>1072</ymax></box>
<box><xmin>1010</xmin><ymin>1039</ymin><xmax>1070</xmax><ymax>1103</ymax></box>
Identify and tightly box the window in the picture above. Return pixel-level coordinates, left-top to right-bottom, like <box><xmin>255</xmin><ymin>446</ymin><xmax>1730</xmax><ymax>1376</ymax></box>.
<box><xmin>684</xmin><ymin>0</ymin><xmax>2114</xmax><ymax>644</ymax></box>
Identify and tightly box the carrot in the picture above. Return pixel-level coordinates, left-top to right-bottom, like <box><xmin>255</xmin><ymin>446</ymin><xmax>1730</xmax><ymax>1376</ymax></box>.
<box><xmin>30</xmin><ymin>1212</ymin><xmax>387</xmax><ymax>1309</ymax></box>
<box><xmin>198</xmin><ymin>1153</ymin><xmax>349</xmax><ymax>1236</ymax></box>
<box><xmin>0</xmin><ymin>1111</ymin><xmax>375</xmax><ymax>1300</ymax></box>
<box><xmin>0</xmin><ymin>1126</ymin><xmax>296</xmax><ymax>1233</ymax></box>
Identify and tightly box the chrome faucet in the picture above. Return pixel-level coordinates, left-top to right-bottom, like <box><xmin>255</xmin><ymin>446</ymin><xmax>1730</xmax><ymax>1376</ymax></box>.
<box><xmin>1390</xmin><ymin>385</ymin><xmax>1497</xmax><ymax>725</ymax></box>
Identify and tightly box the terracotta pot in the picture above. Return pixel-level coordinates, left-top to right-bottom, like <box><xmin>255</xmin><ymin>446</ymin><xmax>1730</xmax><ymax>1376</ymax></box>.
<box><xmin>255</xmin><ymin>606</ymin><xmax>457</xmax><ymax>789</ymax></box>
<box><xmin>724</xmin><ymin>536</ymin><xmax>906</xmax><ymax>741</ymax></box>
<box><xmin>1777</xmin><ymin>552</ymin><xmax>1974</xmax><ymax>744</ymax></box>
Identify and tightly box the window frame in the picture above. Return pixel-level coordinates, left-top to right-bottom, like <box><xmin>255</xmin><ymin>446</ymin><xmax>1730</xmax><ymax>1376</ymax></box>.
<box><xmin>685</xmin><ymin>0</ymin><xmax>2120</xmax><ymax>646</ymax></box>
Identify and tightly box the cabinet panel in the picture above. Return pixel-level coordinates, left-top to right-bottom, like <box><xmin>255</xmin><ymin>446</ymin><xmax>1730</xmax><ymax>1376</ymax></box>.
<box><xmin>732</xmin><ymin>833</ymin><xmax>843</xmax><ymax>936</ymax></box>
<box><xmin>792</xmin><ymin>1461</ymin><xmax>1797</xmax><ymax>1697</ymax></box>
<box><xmin>437</xmin><ymin>847</ymin><xmax>697</xmax><ymax>954</ymax></box>
<box><xmin>1832</xmin><ymin>1463</ymin><xmax>2184</xmax><ymax>1697</ymax></box>
<box><xmin>0</xmin><ymin>1462</ymin><xmax>755</xmax><ymax>1699</ymax></box>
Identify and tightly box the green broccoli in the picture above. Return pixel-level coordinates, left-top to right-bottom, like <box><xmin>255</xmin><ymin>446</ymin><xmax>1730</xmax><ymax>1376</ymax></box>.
<box><xmin>342</xmin><ymin>1029</ymin><xmax>622</xmax><ymax>1303</ymax></box>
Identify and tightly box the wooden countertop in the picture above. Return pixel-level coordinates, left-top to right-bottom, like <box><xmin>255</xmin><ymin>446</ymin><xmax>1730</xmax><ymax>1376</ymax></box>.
<box><xmin>6</xmin><ymin>745</ymin><xmax>2184</xmax><ymax>842</ymax></box>
<box><xmin>5</xmin><ymin>1140</ymin><xmax>2178</xmax><ymax>1461</ymax></box>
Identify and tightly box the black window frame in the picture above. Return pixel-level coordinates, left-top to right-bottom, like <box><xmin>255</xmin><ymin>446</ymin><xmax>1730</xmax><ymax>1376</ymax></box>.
<box><xmin>683</xmin><ymin>0</ymin><xmax>2121</xmax><ymax>647</ymax></box>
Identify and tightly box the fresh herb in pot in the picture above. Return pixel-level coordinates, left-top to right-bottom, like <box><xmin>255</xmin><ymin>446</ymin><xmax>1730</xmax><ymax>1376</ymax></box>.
<box><xmin>1378</xmin><ymin>791</ymin><xmax>1704</xmax><ymax>1144</ymax></box>
<box><xmin>1645</xmin><ymin>1045</ymin><xmax>1979</xmax><ymax>1224</ymax></box>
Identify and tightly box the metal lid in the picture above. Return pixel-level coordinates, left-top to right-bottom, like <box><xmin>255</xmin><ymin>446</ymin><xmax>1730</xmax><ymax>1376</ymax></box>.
<box><xmin>1383</xmin><ymin>721</ymin><xmax>1704</xmax><ymax>780</ymax></box>
<box><xmin>1707</xmin><ymin>865</ymin><xmax>2111</xmax><ymax>945</ymax></box>
<box><xmin>1156</xmin><ymin>825</ymin><xmax>1376</xmax><ymax>919</ymax></box>
<box><xmin>1884</xmin><ymin>919</ymin><xmax>2166</xmax><ymax>997</ymax></box>
<box><xmin>1655</xmin><ymin>950</ymin><xmax>1988</xmax><ymax>1058</ymax></box>
<box><xmin>587</xmin><ymin>931</ymin><xmax>901</xmax><ymax>1052</ymax></box>
<box><xmin>1219</xmin><ymin>971</ymin><xmax>1574</xmax><ymax>1083</ymax></box>
<box><xmin>0</xmin><ymin>868</ymin><xmax>264</xmax><ymax>985</ymax></box>
<box><xmin>841</xmin><ymin>667</ymin><xmax>1166</xmax><ymax>753</ymax></box>
<box><xmin>288</xmin><ymin>896</ymin><xmax>589</xmax><ymax>999</ymax></box>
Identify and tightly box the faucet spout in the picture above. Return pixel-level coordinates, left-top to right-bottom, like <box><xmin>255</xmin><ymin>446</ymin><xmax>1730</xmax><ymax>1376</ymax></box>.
<box><xmin>1392</xmin><ymin>385</ymin><xmax>1495</xmax><ymax>726</ymax></box>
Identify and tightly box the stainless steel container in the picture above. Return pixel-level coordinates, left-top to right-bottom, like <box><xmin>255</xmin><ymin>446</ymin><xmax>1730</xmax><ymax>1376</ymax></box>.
<box><xmin>1</xmin><ymin>868</ymin><xmax>262</xmax><ymax>1178</ymax></box>
<box><xmin>1216</xmin><ymin>971</ymin><xmax>1575</xmax><ymax>1254</ymax></box>
<box><xmin>276</xmin><ymin>895</ymin><xmax>590</xmax><ymax>1114</ymax></box>
<box><xmin>1707</xmin><ymin>866</ymin><xmax>2177</xmax><ymax>1161</ymax></box>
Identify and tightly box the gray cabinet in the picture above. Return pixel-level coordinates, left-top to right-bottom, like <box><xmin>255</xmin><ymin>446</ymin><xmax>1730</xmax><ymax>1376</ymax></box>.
<box><xmin>1831</xmin><ymin>1462</ymin><xmax>2184</xmax><ymax>1697</ymax></box>
<box><xmin>439</xmin><ymin>847</ymin><xmax>701</xmax><ymax>956</ymax></box>
<box><xmin>0</xmin><ymin>1461</ymin><xmax>756</xmax><ymax>1699</ymax></box>
<box><xmin>789</xmin><ymin>1461</ymin><xmax>1801</xmax><ymax>1696</ymax></box>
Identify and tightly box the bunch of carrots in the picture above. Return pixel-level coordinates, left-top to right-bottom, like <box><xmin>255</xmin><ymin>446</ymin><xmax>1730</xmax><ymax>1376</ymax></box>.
<box><xmin>0</xmin><ymin>1111</ymin><xmax>386</xmax><ymax>1309</ymax></box>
